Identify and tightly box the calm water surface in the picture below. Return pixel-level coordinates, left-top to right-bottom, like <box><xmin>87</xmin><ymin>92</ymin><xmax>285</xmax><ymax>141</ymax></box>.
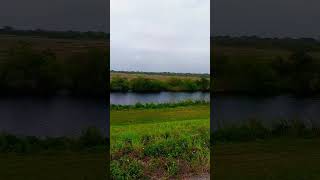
<box><xmin>3</xmin><ymin>94</ymin><xmax>320</xmax><ymax>136</ymax></box>
<box><xmin>110</xmin><ymin>92</ymin><xmax>210</xmax><ymax>105</ymax></box>
<box><xmin>0</xmin><ymin>96</ymin><xmax>107</xmax><ymax>137</ymax></box>
<box><xmin>213</xmin><ymin>95</ymin><xmax>320</xmax><ymax>128</ymax></box>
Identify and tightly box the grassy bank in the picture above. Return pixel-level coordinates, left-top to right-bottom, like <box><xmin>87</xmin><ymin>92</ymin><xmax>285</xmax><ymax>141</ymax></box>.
<box><xmin>110</xmin><ymin>102</ymin><xmax>210</xmax><ymax>179</ymax></box>
<box><xmin>213</xmin><ymin>138</ymin><xmax>320</xmax><ymax>180</ymax></box>
<box><xmin>110</xmin><ymin>71</ymin><xmax>209</xmax><ymax>92</ymax></box>
<box><xmin>0</xmin><ymin>128</ymin><xmax>108</xmax><ymax>180</ymax></box>
<box><xmin>0</xmin><ymin>152</ymin><xmax>107</xmax><ymax>180</ymax></box>
<box><xmin>212</xmin><ymin>119</ymin><xmax>320</xmax><ymax>179</ymax></box>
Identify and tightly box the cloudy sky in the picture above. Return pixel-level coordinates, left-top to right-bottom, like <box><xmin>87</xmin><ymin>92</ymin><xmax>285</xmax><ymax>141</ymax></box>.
<box><xmin>0</xmin><ymin>0</ymin><xmax>108</xmax><ymax>32</ymax></box>
<box><xmin>111</xmin><ymin>0</ymin><xmax>210</xmax><ymax>73</ymax></box>
<box><xmin>212</xmin><ymin>0</ymin><xmax>320</xmax><ymax>38</ymax></box>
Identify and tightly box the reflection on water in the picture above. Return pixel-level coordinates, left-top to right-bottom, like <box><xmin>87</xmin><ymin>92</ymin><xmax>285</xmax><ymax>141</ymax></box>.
<box><xmin>213</xmin><ymin>95</ymin><xmax>320</xmax><ymax>128</ymax></box>
<box><xmin>0</xmin><ymin>96</ymin><xmax>107</xmax><ymax>137</ymax></box>
<box><xmin>110</xmin><ymin>92</ymin><xmax>210</xmax><ymax>105</ymax></box>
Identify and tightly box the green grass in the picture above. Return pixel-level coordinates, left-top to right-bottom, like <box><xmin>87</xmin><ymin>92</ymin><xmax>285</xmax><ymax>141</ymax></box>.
<box><xmin>0</xmin><ymin>127</ymin><xmax>108</xmax><ymax>180</ymax></box>
<box><xmin>0</xmin><ymin>152</ymin><xmax>107</xmax><ymax>180</ymax></box>
<box><xmin>213</xmin><ymin>138</ymin><xmax>320</xmax><ymax>180</ymax></box>
<box><xmin>111</xmin><ymin>104</ymin><xmax>209</xmax><ymax>126</ymax></box>
<box><xmin>110</xmin><ymin>103</ymin><xmax>210</xmax><ymax>179</ymax></box>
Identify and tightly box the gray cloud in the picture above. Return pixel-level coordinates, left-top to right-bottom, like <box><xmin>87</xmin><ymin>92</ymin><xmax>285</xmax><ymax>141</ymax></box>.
<box><xmin>111</xmin><ymin>0</ymin><xmax>210</xmax><ymax>73</ymax></box>
<box><xmin>0</xmin><ymin>0</ymin><xmax>108</xmax><ymax>32</ymax></box>
<box><xmin>212</xmin><ymin>0</ymin><xmax>320</xmax><ymax>38</ymax></box>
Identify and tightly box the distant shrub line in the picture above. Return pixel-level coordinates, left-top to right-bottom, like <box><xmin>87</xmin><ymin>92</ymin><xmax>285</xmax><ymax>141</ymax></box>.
<box><xmin>111</xmin><ymin>70</ymin><xmax>209</xmax><ymax>78</ymax></box>
<box><xmin>212</xmin><ymin>119</ymin><xmax>320</xmax><ymax>144</ymax></box>
<box><xmin>0</xmin><ymin>127</ymin><xmax>108</xmax><ymax>153</ymax></box>
<box><xmin>111</xmin><ymin>76</ymin><xmax>210</xmax><ymax>92</ymax></box>
<box><xmin>0</xmin><ymin>42</ymin><xmax>108</xmax><ymax>96</ymax></box>
<box><xmin>212</xmin><ymin>36</ymin><xmax>320</xmax><ymax>51</ymax></box>
<box><xmin>0</xmin><ymin>26</ymin><xmax>109</xmax><ymax>40</ymax></box>
<box><xmin>213</xmin><ymin>48</ymin><xmax>320</xmax><ymax>95</ymax></box>
<box><xmin>110</xmin><ymin>100</ymin><xmax>209</xmax><ymax>110</ymax></box>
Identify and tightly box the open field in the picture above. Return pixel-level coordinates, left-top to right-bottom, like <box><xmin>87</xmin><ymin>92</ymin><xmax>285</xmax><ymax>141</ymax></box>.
<box><xmin>213</xmin><ymin>138</ymin><xmax>320</xmax><ymax>180</ymax></box>
<box><xmin>211</xmin><ymin>118</ymin><xmax>320</xmax><ymax>180</ymax></box>
<box><xmin>110</xmin><ymin>103</ymin><xmax>210</xmax><ymax>179</ymax></box>
<box><xmin>0</xmin><ymin>35</ymin><xmax>107</xmax><ymax>60</ymax></box>
<box><xmin>0</xmin><ymin>152</ymin><xmax>107</xmax><ymax>180</ymax></box>
<box><xmin>0</xmin><ymin>127</ymin><xmax>108</xmax><ymax>180</ymax></box>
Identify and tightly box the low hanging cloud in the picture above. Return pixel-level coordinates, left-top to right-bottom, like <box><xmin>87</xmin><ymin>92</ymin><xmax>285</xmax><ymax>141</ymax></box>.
<box><xmin>111</xmin><ymin>0</ymin><xmax>210</xmax><ymax>73</ymax></box>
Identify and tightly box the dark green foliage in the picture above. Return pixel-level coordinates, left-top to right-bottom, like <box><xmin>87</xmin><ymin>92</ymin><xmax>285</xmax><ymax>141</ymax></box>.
<box><xmin>130</xmin><ymin>77</ymin><xmax>166</xmax><ymax>92</ymax></box>
<box><xmin>79</xmin><ymin>127</ymin><xmax>106</xmax><ymax>149</ymax></box>
<box><xmin>213</xmin><ymin>47</ymin><xmax>320</xmax><ymax>95</ymax></box>
<box><xmin>0</xmin><ymin>127</ymin><xmax>107</xmax><ymax>153</ymax></box>
<box><xmin>110</xmin><ymin>76</ymin><xmax>210</xmax><ymax>92</ymax></box>
<box><xmin>63</xmin><ymin>48</ymin><xmax>109</xmax><ymax>95</ymax></box>
<box><xmin>212</xmin><ymin>36</ymin><xmax>320</xmax><ymax>51</ymax></box>
<box><xmin>111</xmin><ymin>100</ymin><xmax>208</xmax><ymax>110</ymax></box>
<box><xmin>0</xmin><ymin>26</ymin><xmax>108</xmax><ymax>40</ymax></box>
<box><xmin>0</xmin><ymin>43</ymin><xmax>61</xmax><ymax>94</ymax></box>
<box><xmin>110</xmin><ymin>76</ymin><xmax>130</xmax><ymax>92</ymax></box>
<box><xmin>212</xmin><ymin>119</ymin><xmax>320</xmax><ymax>143</ymax></box>
<box><xmin>110</xmin><ymin>156</ymin><xmax>144</xmax><ymax>180</ymax></box>
<box><xmin>0</xmin><ymin>42</ymin><xmax>108</xmax><ymax>96</ymax></box>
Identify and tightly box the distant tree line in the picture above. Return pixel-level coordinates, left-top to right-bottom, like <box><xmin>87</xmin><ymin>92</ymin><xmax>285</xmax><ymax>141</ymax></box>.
<box><xmin>0</xmin><ymin>42</ymin><xmax>109</xmax><ymax>96</ymax></box>
<box><xmin>111</xmin><ymin>76</ymin><xmax>210</xmax><ymax>92</ymax></box>
<box><xmin>213</xmin><ymin>49</ymin><xmax>320</xmax><ymax>95</ymax></box>
<box><xmin>0</xmin><ymin>26</ymin><xmax>109</xmax><ymax>40</ymax></box>
<box><xmin>111</xmin><ymin>70</ymin><xmax>209</xmax><ymax>78</ymax></box>
<box><xmin>212</xmin><ymin>36</ymin><xmax>320</xmax><ymax>51</ymax></box>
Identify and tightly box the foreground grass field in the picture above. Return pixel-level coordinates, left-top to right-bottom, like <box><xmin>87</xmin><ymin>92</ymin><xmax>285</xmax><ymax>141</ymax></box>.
<box><xmin>110</xmin><ymin>103</ymin><xmax>210</xmax><ymax>179</ymax></box>
<box><xmin>213</xmin><ymin>138</ymin><xmax>320</xmax><ymax>180</ymax></box>
<box><xmin>0</xmin><ymin>152</ymin><xmax>107</xmax><ymax>180</ymax></box>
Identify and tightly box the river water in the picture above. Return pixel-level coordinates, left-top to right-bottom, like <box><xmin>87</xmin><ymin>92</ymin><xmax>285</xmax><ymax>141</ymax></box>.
<box><xmin>110</xmin><ymin>92</ymin><xmax>210</xmax><ymax>105</ymax></box>
<box><xmin>213</xmin><ymin>95</ymin><xmax>320</xmax><ymax>128</ymax></box>
<box><xmin>0</xmin><ymin>96</ymin><xmax>107</xmax><ymax>137</ymax></box>
<box><xmin>2</xmin><ymin>93</ymin><xmax>320</xmax><ymax>136</ymax></box>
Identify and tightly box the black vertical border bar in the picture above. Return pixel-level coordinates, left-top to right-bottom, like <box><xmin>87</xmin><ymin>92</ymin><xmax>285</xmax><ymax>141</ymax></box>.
<box><xmin>210</xmin><ymin>0</ymin><xmax>214</xmax><ymax>178</ymax></box>
<box><xmin>106</xmin><ymin>0</ymin><xmax>110</xmax><ymax>179</ymax></box>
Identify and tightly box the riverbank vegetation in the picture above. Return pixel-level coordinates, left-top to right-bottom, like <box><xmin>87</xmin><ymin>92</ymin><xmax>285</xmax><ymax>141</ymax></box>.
<box><xmin>0</xmin><ymin>127</ymin><xmax>107</xmax><ymax>153</ymax></box>
<box><xmin>0</xmin><ymin>30</ymin><xmax>108</xmax><ymax>96</ymax></box>
<box><xmin>0</xmin><ymin>127</ymin><xmax>108</xmax><ymax>180</ymax></box>
<box><xmin>212</xmin><ymin>119</ymin><xmax>320</xmax><ymax>179</ymax></box>
<box><xmin>212</xmin><ymin>36</ymin><xmax>320</xmax><ymax>95</ymax></box>
<box><xmin>110</xmin><ymin>72</ymin><xmax>210</xmax><ymax>92</ymax></box>
<box><xmin>110</xmin><ymin>102</ymin><xmax>210</xmax><ymax>179</ymax></box>
<box><xmin>111</xmin><ymin>100</ymin><xmax>208</xmax><ymax>110</ymax></box>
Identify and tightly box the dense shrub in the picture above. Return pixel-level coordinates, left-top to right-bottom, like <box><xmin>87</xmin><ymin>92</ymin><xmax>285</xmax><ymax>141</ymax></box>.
<box><xmin>212</xmin><ymin>119</ymin><xmax>320</xmax><ymax>143</ymax></box>
<box><xmin>110</xmin><ymin>76</ymin><xmax>210</xmax><ymax>92</ymax></box>
<box><xmin>130</xmin><ymin>77</ymin><xmax>166</xmax><ymax>92</ymax></box>
<box><xmin>0</xmin><ymin>127</ymin><xmax>107</xmax><ymax>153</ymax></box>
<box><xmin>110</xmin><ymin>76</ymin><xmax>130</xmax><ymax>92</ymax></box>
<box><xmin>0</xmin><ymin>42</ymin><xmax>108</xmax><ymax>96</ymax></box>
<box><xmin>212</xmin><ymin>47</ymin><xmax>320</xmax><ymax>95</ymax></box>
<box><xmin>110</xmin><ymin>100</ymin><xmax>209</xmax><ymax>110</ymax></box>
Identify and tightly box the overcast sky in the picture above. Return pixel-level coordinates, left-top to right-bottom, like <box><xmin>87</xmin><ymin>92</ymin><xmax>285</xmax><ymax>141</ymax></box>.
<box><xmin>0</xmin><ymin>0</ymin><xmax>108</xmax><ymax>32</ymax></box>
<box><xmin>111</xmin><ymin>0</ymin><xmax>210</xmax><ymax>73</ymax></box>
<box><xmin>212</xmin><ymin>0</ymin><xmax>320</xmax><ymax>38</ymax></box>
